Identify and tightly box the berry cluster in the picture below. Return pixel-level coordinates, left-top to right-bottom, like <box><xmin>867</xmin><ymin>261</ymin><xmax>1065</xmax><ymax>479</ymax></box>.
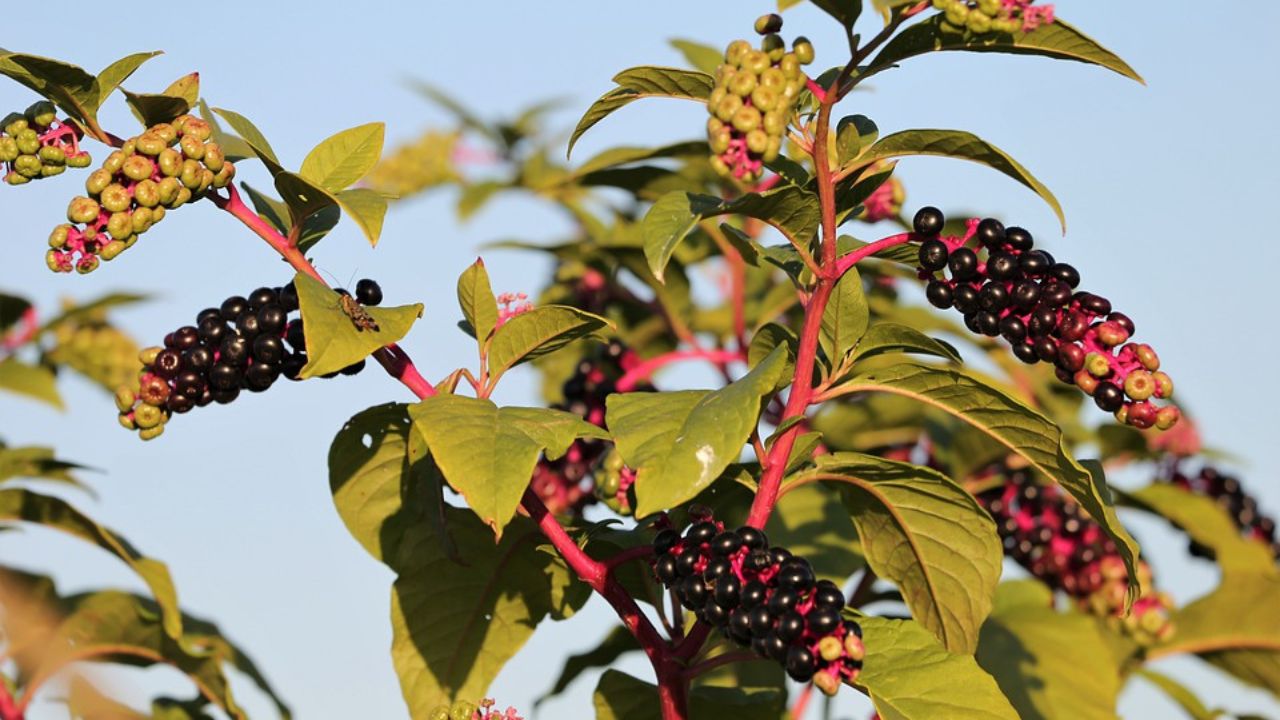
<box><xmin>1165</xmin><ymin>464</ymin><xmax>1279</xmax><ymax>561</ymax></box>
<box><xmin>1</xmin><ymin>102</ymin><xmax>93</xmax><ymax>186</ymax></box>
<box><xmin>651</xmin><ymin>519</ymin><xmax>864</xmax><ymax>696</ymax></box>
<box><xmin>975</xmin><ymin>463</ymin><xmax>1174</xmax><ymax>644</ymax></box>
<box><xmin>706</xmin><ymin>14</ymin><xmax>812</xmax><ymax>183</ymax></box>
<box><xmin>913</xmin><ymin>206</ymin><xmax>1179</xmax><ymax>430</ymax></box>
<box><xmin>857</xmin><ymin>168</ymin><xmax>905</xmax><ymax>223</ymax></box>
<box><xmin>44</xmin><ymin>305</ymin><xmax>140</xmax><ymax>393</ymax></box>
<box><xmin>115</xmin><ymin>280</ymin><xmax>382</xmax><ymax>440</ymax></box>
<box><xmin>427</xmin><ymin>699</ymin><xmax>522</xmax><ymax>720</ymax></box>
<box><xmin>530</xmin><ymin>341</ymin><xmax>644</xmax><ymax>515</ymax></box>
<box><xmin>932</xmin><ymin>0</ymin><xmax>1055</xmax><ymax>34</ymax></box>
<box><xmin>47</xmin><ymin>116</ymin><xmax>235</xmax><ymax>274</ymax></box>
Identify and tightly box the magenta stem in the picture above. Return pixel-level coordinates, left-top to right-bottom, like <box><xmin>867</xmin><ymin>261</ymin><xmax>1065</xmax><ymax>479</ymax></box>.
<box><xmin>615</xmin><ymin>349</ymin><xmax>745</xmax><ymax>393</ymax></box>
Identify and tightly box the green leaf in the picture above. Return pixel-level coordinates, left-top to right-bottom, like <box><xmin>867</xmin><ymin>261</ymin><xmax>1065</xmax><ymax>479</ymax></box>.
<box><xmin>593</xmin><ymin>670</ymin><xmax>786</xmax><ymax>720</ymax></box>
<box><xmin>1123</xmin><ymin>484</ymin><xmax>1277</xmax><ymax>575</ymax></box>
<box><xmin>748</xmin><ymin>323</ymin><xmax>797</xmax><ymax>393</ymax></box>
<box><xmin>456</xmin><ymin>258</ymin><xmax>499</xmax><ymax>345</ymax></box>
<box><xmin>1151</xmin><ymin>572</ymin><xmax>1280</xmax><ymax>662</ymax></box>
<box><xmin>390</xmin><ymin>507</ymin><xmax>563</xmax><ymax>713</ymax></box>
<box><xmin>766</xmin><ymin>482</ymin><xmax>863</xmax><ymax>584</ymax></box>
<box><xmin>837</xmin><ymin>114</ymin><xmax>879</xmax><ymax>165</ymax></box>
<box><xmin>641</xmin><ymin>191</ymin><xmax>722</xmax><ymax>281</ymax></box>
<box><xmin>328</xmin><ymin>403</ymin><xmax>423</xmax><ymax>564</ymax></box>
<box><xmin>0</xmin><ymin>445</ymin><xmax>89</xmax><ymax>489</ymax></box>
<box><xmin>820</xmin><ymin>267</ymin><xmax>869</xmax><ymax>366</ymax></box>
<box><xmin>1135</xmin><ymin>669</ymin><xmax>1224</xmax><ymax>720</ymax></box>
<box><xmin>852</xmin><ymin>322</ymin><xmax>961</xmax><ymax>364</ymax></box>
<box><xmin>486</xmin><ymin>305</ymin><xmax>611</xmax><ymax>386</ymax></box>
<box><xmin>0</xmin><ymin>358</ymin><xmax>62</xmax><ymax>410</ymax></box>
<box><xmin>669</xmin><ymin>39</ymin><xmax>724</xmax><ymax>74</ymax></box>
<box><xmin>409</xmin><ymin>396</ymin><xmax>604</xmax><ymax>537</ymax></box>
<box><xmin>977</xmin><ymin>582</ymin><xmax>1122</xmax><ymax>720</ymax></box>
<box><xmin>608</xmin><ymin>348</ymin><xmax>787</xmax><ymax>517</ymax></box>
<box><xmin>335</xmin><ymin>187</ymin><xmax>390</xmax><ymax>246</ymax></box>
<box><xmin>852</xmin><ymin>129</ymin><xmax>1065</xmax><ymax>231</ymax></box>
<box><xmin>161</xmin><ymin>71</ymin><xmax>200</xmax><ymax>106</ymax></box>
<box><xmin>792</xmin><ymin>453</ymin><xmax>1001</xmax><ymax>653</ymax></box>
<box><xmin>0</xmin><ymin>53</ymin><xmax>98</xmax><ymax>124</ymax></box>
<box><xmin>811</xmin><ymin>0</ymin><xmax>862</xmax><ymax>27</ymax></box>
<box><xmin>123</xmin><ymin>89</ymin><xmax>192</xmax><ymax>128</ymax></box>
<box><xmin>540</xmin><ymin>626</ymin><xmax>639</xmax><ymax>703</ymax></box>
<box><xmin>94</xmin><ymin>51</ymin><xmax>161</xmax><ymax>109</ymax></box>
<box><xmin>37</xmin><ymin>292</ymin><xmax>148</xmax><ymax>333</ymax></box>
<box><xmin>299</xmin><ymin>122</ymin><xmax>385</xmax><ymax>192</ymax></box>
<box><xmin>274</xmin><ymin>170</ymin><xmax>338</xmax><ymax>227</ymax></box>
<box><xmin>294</xmin><ymin>272</ymin><xmax>423</xmax><ymax>379</ymax></box>
<box><xmin>567</xmin><ymin>66</ymin><xmax>714</xmax><ymax>157</ymax></box>
<box><xmin>0</xmin><ymin>488</ymin><xmax>184</xmax><ymax>642</ymax></box>
<box><xmin>857</xmin><ymin>615</ymin><xmax>1019</xmax><ymax>720</ymax></box>
<box><xmin>240</xmin><ymin>183</ymin><xmax>339</xmax><ymax>253</ymax></box>
<box><xmin>871</xmin><ymin>16</ymin><xmax>1143</xmax><ymax>84</ymax></box>
<box><xmin>0</xmin><ymin>292</ymin><xmax>31</xmax><ymax>333</ymax></box>
<box><xmin>198</xmin><ymin>100</ymin><xmax>255</xmax><ymax>163</ymax></box>
<box><xmin>829</xmin><ymin>362</ymin><xmax>1141</xmax><ymax>594</ymax></box>
<box><xmin>211</xmin><ymin>107</ymin><xmax>284</xmax><ymax>176</ymax></box>
<box><xmin>573</xmin><ymin>141</ymin><xmax>707</xmax><ymax>178</ymax></box>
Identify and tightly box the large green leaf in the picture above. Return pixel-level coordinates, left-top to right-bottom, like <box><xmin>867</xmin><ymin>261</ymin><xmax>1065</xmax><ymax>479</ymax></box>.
<box><xmin>294</xmin><ymin>272</ymin><xmax>423</xmax><ymax>379</ymax></box>
<box><xmin>0</xmin><ymin>445</ymin><xmax>88</xmax><ymax>490</ymax></box>
<box><xmin>641</xmin><ymin>187</ymin><xmax>821</xmax><ymax>281</ymax></box>
<box><xmin>0</xmin><ymin>358</ymin><xmax>63</xmax><ymax>410</ymax></box>
<box><xmin>540</xmin><ymin>626</ymin><xmax>639</xmax><ymax>703</ymax></box>
<box><xmin>567</xmin><ymin>66</ymin><xmax>714</xmax><ymax>157</ymax></box>
<box><xmin>977</xmin><ymin>581</ymin><xmax>1121</xmax><ymax>720</ymax></box>
<box><xmin>765</xmin><ymin>482</ymin><xmax>863</xmax><ymax>585</ymax></box>
<box><xmin>211</xmin><ymin>107</ymin><xmax>285</xmax><ymax>176</ymax></box>
<box><xmin>409</xmin><ymin>396</ymin><xmax>605</xmax><ymax>537</ymax></box>
<box><xmin>1123</xmin><ymin>484</ymin><xmax>1277</xmax><ymax>575</ymax></box>
<box><xmin>791</xmin><ymin>453</ymin><xmax>1001</xmax><ymax>653</ymax></box>
<box><xmin>486</xmin><ymin>305</ymin><xmax>611</xmax><ymax>386</ymax></box>
<box><xmin>811</xmin><ymin>0</ymin><xmax>862</xmax><ymax>27</ymax></box>
<box><xmin>836</xmin><ymin>114</ymin><xmax>879</xmax><ymax>166</ymax></box>
<box><xmin>0</xmin><ymin>53</ymin><xmax>99</xmax><ymax>125</ymax></box>
<box><xmin>335</xmin><ymin>187</ymin><xmax>391</xmax><ymax>246</ymax></box>
<box><xmin>857</xmin><ymin>615</ymin><xmax>1018</xmax><ymax>720</ymax></box>
<box><xmin>592</xmin><ymin>670</ymin><xmax>786</xmax><ymax>720</ymax></box>
<box><xmin>299</xmin><ymin>122</ymin><xmax>385</xmax><ymax>192</ymax></box>
<box><xmin>456</xmin><ymin>259</ymin><xmax>499</xmax><ymax>345</ymax></box>
<box><xmin>390</xmin><ymin>507</ymin><xmax>563</xmax><ymax>715</ymax></box>
<box><xmin>328</xmin><ymin>403</ymin><xmax>424</xmax><ymax>564</ymax></box>
<box><xmin>123</xmin><ymin>72</ymin><xmax>199</xmax><ymax>129</ymax></box>
<box><xmin>851</xmin><ymin>322</ymin><xmax>961</xmax><ymax>364</ymax></box>
<box><xmin>1150</xmin><ymin>573</ymin><xmax>1280</xmax><ymax>663</ymax></box>
<box><xmin>608</xmin><ymin>348</ymin><xmax>787</xmax><ymax>517</ymax></box>
<box><xmin>819</xmin><ymin>267</ymin><xmax>869</xmax><ymax>367</ymax></box>
<box><xmin>94</xmin><ymin>51</ymin><xmax>161</xmax><ymax>109</ymax></box>
<box><xmin>273</xmin><ymin>170</ymin><xmax>339</xmax><ymax>227</ymax></box>
<box><xmin>0</xmin><ymin>488</ymin><xmax>184</xmax><ymax>641</ymax></box>
<box><xmin>851</xmin><ymin>129</ymin><xmax>1064</xmax><ymax>231</ymax></box>
<box><xmin>870</xmin><ymin>16</ymin><xmax>1143</xmax><ymax>83</ymax></box>
<box><xmin>828</xmin><ymin>362</ymin><xmax>1141</xmax><ymax>592</ymax></box>
<box><xmin>668</xmin><ymin>39</ymin><xmax>723</xmax><ymax>75</ymax></box>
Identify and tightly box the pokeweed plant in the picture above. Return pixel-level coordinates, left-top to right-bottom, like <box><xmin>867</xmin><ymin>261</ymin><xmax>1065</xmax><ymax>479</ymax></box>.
<box><xmin>2</xmin><ymin>1</ymin><xmax>1278</xmax><ymax>718</ymax></box>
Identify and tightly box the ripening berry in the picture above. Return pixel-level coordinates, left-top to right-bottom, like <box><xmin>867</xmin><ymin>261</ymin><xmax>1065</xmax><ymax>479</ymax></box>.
<box><xmin>754</xmin><ymin>13</ymin><xmax>783</xmax><ymax>34</ymax></box>
<box><xmin>1152</xmin><ymin>371</ymin><xmax>1174</xmax><ymax>399</ymax></box>
<box><xmin>793</xmin><ymin>38</ymin><xmax>815</xmax><ymax>65</ymax></box>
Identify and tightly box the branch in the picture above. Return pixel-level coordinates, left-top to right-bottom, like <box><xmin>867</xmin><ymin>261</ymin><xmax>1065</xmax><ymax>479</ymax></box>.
<box><xmin>616</xmin><ymin>348</ymin><xmax>745</xmax><ymax>393</ymax></box>
<box><xmin>834</xmin><ymin>231</ymin><xmax>915</xmax><ymax>277</ymax></box>
<box><xmin>682</xmin><ymin>650</ymin><xmax>758</xmax><ymax>680</ymax></box>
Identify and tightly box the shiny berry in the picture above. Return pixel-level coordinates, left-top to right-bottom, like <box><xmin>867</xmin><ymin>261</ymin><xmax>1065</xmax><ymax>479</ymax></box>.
<box><xmin>979</xmin><ymin>282</ymin><xmax>1010</xmax><ymax>312</ymax></box>
<box><xmin>220</xmin><ymin>295</ymin><xmax>248</xmax><ymax>321</ymax></box>
<box><xmin>741</xmin><ymin>580</ymin><xmax>768</xmax><ymax>609</ymax></box>
<box><xmin>209</xmin><ymin>363</ymin><xmax>240</xmax><ymax>391</ymax></box>
<box><xmin>253</xmin><ymin>335</ymin><xmax>284</xmax><ymax>364</ymax></box>
<box><xmin>1019</xmin><ymin>251</ymin><xmax>1051</xmax><ymax>276</ymax></box>
<box><xmin>654</xmin><ymin>529</ymin><xmax>679</xmax><ymax>555</ymax></box>
<box><xmin>953</xmin><ymin>284</ymin><xmax>980</xmax><ymax>314</ymax></box>
<box><xmin>737</xmin><ymin>526</ymin><xmax>768</xmax><ymax>550</ymax></box>
<box><xmin>711</xmin><ymin>531</ymin><xmax>742</xmax><ymax>557</ymax></box>
<box><xmin>1051</xmin><ymin>263</ymin><xmax>1081</xmax><ymax>288</ymax></box>
<box><xmin>248</xmin><ymin>286</ymin><xmax>278</xmax><ymax>310</ymax></box>
<box><xmin>807</xmin><ymin>607</ymin><xmax>841</xmax><ymax>635</ymax></box>
<box><xmin>913</xmin><ymin>206</ymin><xmax>945</xmax><ymax>236</ymax></box>
<box><xmin>785</xmin><ymin>646</ymin><xmax>816</xmax><ymax>682</ymax></box>
<box><xmin>153</xmin><ymin>348</ymin><xmax>183</xmax><ymax>378</ymax></box>
<box><xmin>655</xmin><ymin>555</ymin><xmax>678</xmax><ymax>584</ymax></box>
<box><xmin>714</xmin><ymin>575</ymin><xmax>742</xmax><ymax>608</ymax></box>
<box><xmin>976</xmin><ymin>218</ymin><xmax>1006</xmax><ymax>247</ymax></box>
<box><xmin>676</xmin><ymin>550</ymin><xmax>700</xmax><ymax>577</ymax></box>
<box><xmin>258</xmin><ymin>304</ymin><xmax>287</xmax><ymax>335</ymax></box>
<box><xmin>1005</xmin><ymin>226</ymin><xmax>1034</xmax><ymax>251</ymax></box>
<box><xmin>918</xmin><ymin>239</ymin><xmax>949</xmax><ymax>271</ymax></box>
<box><xmin>948</xmin><ymin>247</ymin><xmax>979</xmax><ymax>281</ymax></box>
<box><xmin>1094</xmin><ymin>382</ymin><xmax>1125</xmax><ymax>412</ymax></box>
<box><xmin>356</xmin><ymin>279</ymin><xmax>383</xmax><ymax>306</ymax></box>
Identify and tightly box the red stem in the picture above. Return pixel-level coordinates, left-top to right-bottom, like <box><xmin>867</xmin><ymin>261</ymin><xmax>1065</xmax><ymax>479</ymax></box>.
<box><xmin>834</xmin><ymin>232</ymin><xmax>915</xmax><ymax>277</ymax></box>
<box><xmin>789</xmin><ymin>683</ymin><xmax>814</xmax><ymax>720</ymax></box>
<box><xmin>616</xmin><ymin>349</ymin><xmax>745</xmax><ymax>393</ymax></box>
<box><xmin>0</xmin><ymin>681</ymin><xmax>21</xmax><ymax>720</ymax></box>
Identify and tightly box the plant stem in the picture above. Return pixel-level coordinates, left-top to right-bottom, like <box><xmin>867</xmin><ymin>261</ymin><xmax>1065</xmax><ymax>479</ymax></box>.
<box><xmin>616</xmin><ymin>348</ymin><xmax>746</xmax><ymax>393</ymax></box>
<box><xmin>833</xmin><ymin>232</ymin><xmax>915</xmax><ymax>276</ymax></box>
<box><xmin>0</xmin><ymin>680</ymin><xmax>20</xmax><ymax>720</ymax></box>
<box><xmin>683</xmin><ymin>650</ymin><xmax>759</xmax><ymax>680</ymax></box>
<box><xmin>790</xmin><ymin>683</ymin><xmax>814</xmax><ymax>720</ymax></box>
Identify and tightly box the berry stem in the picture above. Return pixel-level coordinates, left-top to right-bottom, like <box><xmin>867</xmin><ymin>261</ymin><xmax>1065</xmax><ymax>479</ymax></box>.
<box><xmin>0</xmin><ymin>680</ymin><xmax>20</xmax><ymax>720</ymax></box>
<box><xmin>789</xmin><ymin>683</ymin><xmax>814</xmax><ymax>720</ymax></box>
<box><xmin>601</xmin><ymin>544</ymin><xmax>654</xmax><ymax>572</ymax></box>
<box><xmin>615</xmin><ymin>349</ymin><xmax>745</xmax><ymax>393</ymax></box>
<box><xmin>682</xmin><ymin>650</ymin><xmax>759</xmax><ymax>680</ymax></box>
<box><xmin>833</xmin><ymin>232</ymin><xmax>915</xmax><ymax>277</ymax></box>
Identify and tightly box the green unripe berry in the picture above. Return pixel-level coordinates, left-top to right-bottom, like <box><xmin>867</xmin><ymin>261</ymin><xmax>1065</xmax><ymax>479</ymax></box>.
<box><xmin>202</xmin><ymin>144</ymin><xmax>226</xmax><ymax>173</ymax></box>
<box><xmin>743</xmin><ymin>50</ymin><xmax>771</xmax><ymax>75</ymax></box>
<box><xmin>708</xmin><ymin>126</ymin><xmax>732</xmax><ymax>154</ymax></box>
<box><xmin>150</xmin><ymin>205</ymin><xmax>165</xmax><ymax>224</ymax></box>
<box><xmin>179</xmin><ymin>134</ymin><xmax>205</xmax><ymax>160</ymax></box>
<box><xmin>173</xmin><ymin>186</ymin><xmax>193</xmax><ymax>207</ymax></box>
<box><xmin>845</xmin><ymin>633</ymin><xmax>865</xmax><ymax>661</ymax></box>
<box><xmin>172</xmin><ymin>115</ymin><xmax>194</xmax><ymax>134</ymax></box>
<box><xmin>16</xmin><ymin>129</ymin><xmax>40</xmax><ymax>155</ymax></box>
<box><xmin>1123</xmin><ymin>370</ymin><xmax>1156</xmax><ymax>401</ymax></box>
<box><xmin>993</xmin><ymin>18</ymin><xmax>1021</xmax><ymax>34</ymax></box>
<box><xmin>759</xmin><ymin>67</ymin><xmax>786</xmax><ymax>89</ymax></box>
<box><xmin>134</xmin><ymin>402</ymin><xmax>163</xmax><ymax>429</ymax></box>
<box><xmin>978</xmin><ymin>0</ymin><xmax>1001</xmax><ymax>14</ymax></box>
<box><xmin>763</xmin><ymin>135</ymin><xmax>782</xmax><ymax>162</ymax></box>
<box><xmin>754</xmin><ymin>13</ymin><xmax>783</xmax><ymax>35</ymax></box>
<box><xmin>68</xmin><ymin>196</ymin><xmax>101</xmax><ymax>224</ymax></box>
<box><xmin>932</xmin><ymin>0</ymin><xmax>952</xmax><ymax>9</ymax></box>
<box><xmin>818</xmin><ymin>636</ymin><xmax>843</xmax><ymax>662</ymax></box>
<box><xmin>118</xmin><ymin>411</ymin><xmax>137</xmax><ymax>430</ymax></box>
<box><xmin>779</xmin><ymin>53</ymin><xmax>801</xmax><ymax>78</ymax></box>
<box><xmin>40</xmin><ymin>163</ymin><xmax>65</xmax><ymax>178</ymax></box>
<box><xmin>761</xmin><ymin>33</ymin><xmax>786</xmax><ymax>62</ymax></box>
<box><xmin>158</xmin><ymin>148</ymin><xmax>183</xmax><ymax>177</ymax></box>
<box><xmin>101</xmin><ymin>184</ymin><xmax>132</xmax><ymax>213</ymax></box>
<box><xmin>4</xmin><ymin>171</ymin><xmax>29</xmax><ymax>185</ymax></box>
<box><xmin>120</xmin><ymin>139</ymin><xmax>137</xmax><ymax>156</ymax></box>
<box><xmin>49</xmin><ymin>224</ymin><xmax>71</xmax><ymax>248</ymax></box>
<box><xmin>709</xmin><ymin>155</ymin><xmax>730</xmax><ymax>177</ymax></box>
<box><xmin>715</xmin><ymin>94</ymin><xmax>744</xmax><ymax>122</ymax></box>
<box><xmin>427</xmin><ymin>707</ymin><xmax>450</xmax><ymax>720</ymax></box>
<box><xmin>150</xmin><ymin>123</ymin><xmax>178</xmax><ymax>144</ymax></box>
<box><xmin>14</xmin><ymin>155</ymin><xmax>42</xmax><ymax>178</ymax></box>
<box><xmin>740</xmin><ymin>168</ymin><xmax>760</xmax><ymax>183</ymax></box>
<box><xmin>198</xmin><ymin>168</ymin><xmax>215</xmax><ymax>194</ymax></box>
<box><xmin>813</xmin><ymin>672</ymin><xmax>840</xmax><ymax>697</ymax></box>
<box><xmin>179</xmin><ymin>118</ymin><xmax>210</xmax><ymax>142</ymax></box>
<box><xmin>26</xmin><ymin>101</ymin><xmax>57</xmax><ymax>127</ymax></box>
<box><xmin>102</xmin><ymin>150</ymin><xmax>127</xmax><ymax>174</ymax></box>
<box><xmin>135</xmin><ymin>133</ymin><xmax>167</xmax><ymax>156</ymax></box>
<box><xmin>1155</xmin><ymin>406</ymin><xmax>1181</xmax><ymax>431</ymax></box>
<box><xmin>133</xmin><ymin>179</ymin><xmax>160</xmax><ymax>208</ymax></box>
<box><xmin>38</xmin><ymin>145</ymin><xmax>66</xmax><ymax>165</ymax></box>
<box><xmin>746</xmin><ymin>128</ymin><xmax>769</xmax><ymax>154</ymax></box>
<box><xmin>139</xmin><ymin>424</ymin><xmax>165</xmax><ymax>441</ymax></box>
<box><xmin>729</xmin><ymin>70</ymin><xmax>757</xmax><ymax>98</ymax></box>
<box><xmin>122</xmin><ymin>155</ymin><xmax>155</xmax><ymax>182</ymax></box>
<box><xmin>2</xmin><ymin>114</ymin><xmax>27</xmax><ymax>136</ymax></box>
<box><xmin>139</xmin><ymin>346</ymin><xmax>162</xmax><ymax>365</ymax></box>
<box><xmin>0</xmin><ymin>137</ymin><xmax>18</xmax><ymax>162</ymax></box>
<box><xmin>725</xmin><ymin>39</ymin><xmax>752</xmax><ymax>66</ymax></box>
<box><xmin>1084</xmin><ymin>352</ymin><xmax>1111</xmax><ymax>378</ymax></box>
<box><xmin>967</xmin><ymin>11</ymin><xmax>992</xmax><ymax>34</ymax></box>
<box><xmin>732</xmin><ymin>106</ymin><xmax>762</xmax><ymax>133</ymax></box>
<box><xmin>157</xmin><ymin>177</ymin><xmax>181</xmax><ymax>205</ymax></box>
<box><xmin>750</xmin><ymin>86</ymin><xmax>779</xmax><ymax>113</ymax></box>
<box><xmin>66</xmin><ymin>152</ymin><xmax>92</xmax><ymax>168</ymax></box>
<box><xmin>114</xmin><ymin>387</ymin><xmax>136</xmax><ymax>413</ymax></box>
<box><xmin>793</xmin><ymin>37</ymin><xmax>815</xmax><ymax>65</ymax></box>
<box><xmin>86</xmin><ymin>168</ymin><xmax>113</xmax><ymax>195</ymax></box>
<box><xmin>180</xmin><ymin>159</ymin><xmax>202</xmax><ymax>189</ymax></box>
<box><xmin>131</xmin><ymin>207</ymin><xmax>154</xmax><ymax>234</ymax></box>
<box><xmin>763</xmin><ymin>110</ymin><xmax>788</xmax><ymax>136</ymax></box>
<box><xmin>944</xmin><ymin>3</ymin><xmax>969</xmax><ymax>25</ymax></box>
<box><xmin>100</xmin><ymin>240</ymin><xmax>127</xmax><ymax>261</ymax></box>
<box><xmin>45</xmin><ymin>249</ymin><xmax>63</xmax><ymax>271</ymax></box>
<box><xmin>107</xmin><ymin>211</ymin><xmax>133</xmax><ymax>239</ymax></box>
<box><xmin>76</xmin><ymin>255</ymin><xmax>100</xmax><ymax>274</ymax></box>
<box><xmin>709</xmin><ymin>86</ymin><xmax>728</xmax><ymax>109</ymax></box>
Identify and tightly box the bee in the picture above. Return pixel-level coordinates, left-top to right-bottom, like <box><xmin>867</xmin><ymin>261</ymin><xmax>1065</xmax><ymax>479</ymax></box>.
<box><xmin>339</xmin><ymin>292</ymin><xmax>379</xmax><ymax>332</ymax></box>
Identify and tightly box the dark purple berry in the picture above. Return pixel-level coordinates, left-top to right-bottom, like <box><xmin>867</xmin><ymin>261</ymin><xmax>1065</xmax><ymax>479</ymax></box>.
<box><xmin>253</xmin><ymin>335</ymin><xmax>284</xmax><ymax>364</ymax></box>
<box><xmin>676</xmin><ymin>550</ymin><xmax>699</xmax><ymax>577</ymax></box>
<box><xmin>655</xmin><ymin>554</ymin><xmax>678</xmax><ymax>584</ymax></box>
<box><xmin>1000</xmin><ymin>315</ymin><xmax>1027</xmax><ymax>343</ymax></box>
<box><xmin>279</xmin><ymin>282</ymin><xmax>299</xmax><ymax>312</ymax></box>
<box><xmin>245</xmin><ymin>362</ymin><xmax>279</xmax><ymax>391</ymax></box>
<box><xmin>987</xmin><ymin>252</ymin><xmax>1019</xmax><ymax>280</ymax></box>
<box><xmin>1094</xmin><ymin>382</ymin><xmax>1124</xmax><ymax>412</ymax></box>
<box><xmin>977</xmin><ymin>311</ymin><xmax>1001</xmax><ymax>337</ymax></box>
<box><xmin>356</xmin><ymin>279</ymin><xmax>383</xmax><ymax>306</ymax></box>
<box><xmin>741</xmin><ymin>580</ymin><xmax>768</xmax><ymax>609</ymax></box>
<box><xmin>1019</xmin><ymin>251</ymin><xmax>1051</xmax><ymax>276</ymax></box>
<box><xmin>1051</xmin><ymin>263</ymin><xmax>1081</xmax><ymax>288</ymax></box>
<box><xmin>737</xmin><ymin>527</ymin><xmax>768</xmax><ymax>550</ymax></box>
<box><xmin>1005</xmin><ymin>226</ymin><xmax>1034</xmax><ymax>251</ymax></box>
<box><xmin>918</xmin><ymin>239</ymin><xmax>949</xmax><ymax>271</ymax></box>
<box><xmin>247</xmin><ymin>286</ymin><xmax>278</xmax><ymax>310</ymax></box>
<box><xmin>654</xmin><ymin>529</ymin><xmax>679</xmax><ymax>555</ymax></box>
<box><xmin>173</xmin><ymin>326</ymin><xmax>200</xmax><ymax>350</ymax></box>
<box><xmin>913</xmin><ymin>206</ymin><xmax>945</xmax><ymax>236</ymax></box>
<box><xmin>711</xmin><ymin>531</ymin><xmax>742</xmax><ymax>557</ymax></box>
<box><xmin>257</xmin><ymin>304</ymin><xmax>287</xmax><ymax>335</ymax></box>
<box><xmin>979</xmin><ymin>282</ymin><xmax>1010</xmax><ymax>312</ymax></box>
<box><xmin>953</xmin><ymin>284</ymin><xmax>980</xmax><ymax>314</ymax></box>
<box><xmin>976</xmin><ymin>218</ymin><xmax>1006</xmax><ymax>247</ymax></box>
<box><xmin>153</xmin><ymin>348</ymin><xmax>183</xmax><ymax>379</ymax></box>
<box><xmin>714</xmin><ymin>574</ymin><xmax>742</xmax><ymax>608</ymax></box>
<box><xmin>785</xmin><ymin>646</ymin><xmax>816</xmax><ymax>682</ymax></box>
<box><xmin>948</xmin><ymin>247</ymin><xmax>979</xmax><ymax>281</ymax></box>
<box><xmin>183</xmin><ymin>345</ymin><xmax>213</xmax><ymax>372</ymax></box>
<box><xmin>220</xmin><ymin>336</ymin><xmax>251</xmax><ymax>367</ymax></box>
<box><xmin>807</xmin><ymin>607</ymin><xmax>841</xmax><ymax>635</ymax></box>
<box><xmin>235</xmin><ymin>310</ymin><xmax>261</xmax><ymax>338</ymax></box>
<box><xmin>1012</xmin><ymin>341</ymin><xmax>1039</xmax><ymax>364</ymax></box>
<box><xmin>209</xmin><ymin>363</ymin><xmax>240</xmax><ymax>391</ymax></box>
<box><xmin>220</xmin><ymin>296</ymin><xmax>248</xmax><ymax>322</ymax></box>
<box><xmin>1012</xmin><ymin>280</ymin><xmax>1042</xmax><ymax>310</ymax></box>
<box><xmin>687</xmin><ymin>521</ymin><xmax>718</xmax><ymax>546</ymax></box>
<box><xmin>926</xmin><ymin>280</ymin><xmax>954</xmax><ymax>309</ymax></box>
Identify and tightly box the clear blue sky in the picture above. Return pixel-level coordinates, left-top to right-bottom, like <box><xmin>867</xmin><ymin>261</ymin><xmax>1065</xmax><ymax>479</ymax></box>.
<box><xmin>3</xmin><ymin>1</ymin><xmax>1278</xmax><ymax>717</ymax></box>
